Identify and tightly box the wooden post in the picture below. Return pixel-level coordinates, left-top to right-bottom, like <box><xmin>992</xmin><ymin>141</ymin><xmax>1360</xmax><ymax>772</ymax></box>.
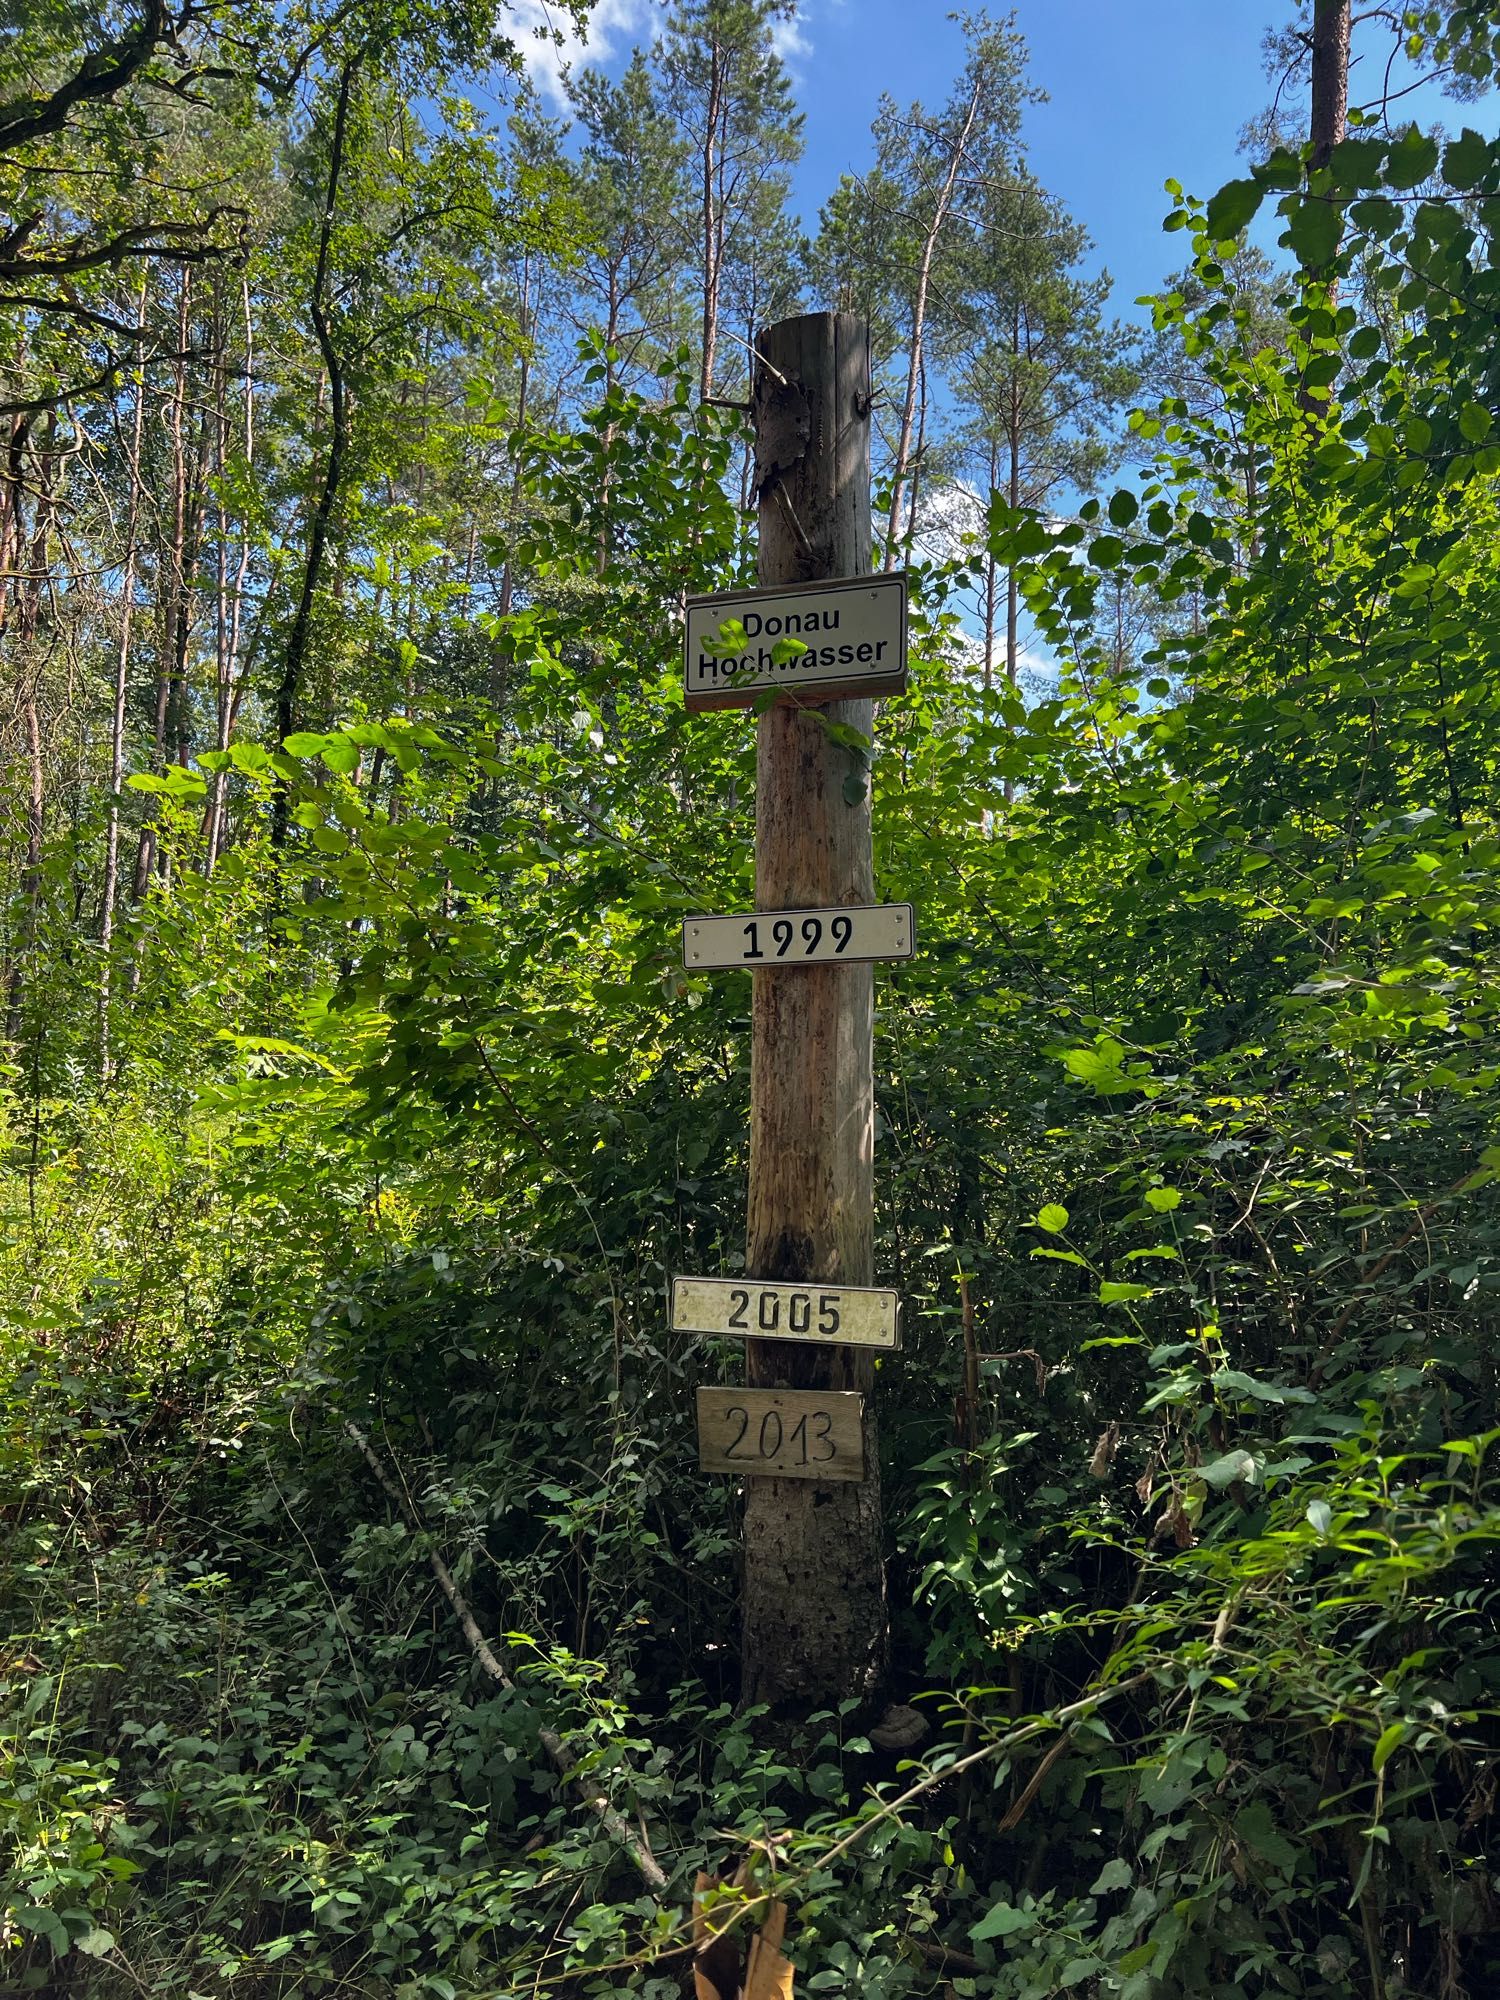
<box><xmin>741</xmin><ymin>312</ymin><xmax>888</xmax><ymax>1708</ymax></box>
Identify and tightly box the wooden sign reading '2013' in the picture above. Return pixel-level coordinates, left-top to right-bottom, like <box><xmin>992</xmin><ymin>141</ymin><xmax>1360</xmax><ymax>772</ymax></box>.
<box><xmin>696</xmin><ymin>1387</ymin><xmax>864</xmax><ymax>1481</ymax></box>
<box><xmin>682</xmin><ymin>902</ymin><xmax>914</xmax><ymax>972</ymax></box>
<box><xmin>683</xmin><ymin>573</ymin><xmax>908</xmax><ymax>712</ymax></box>
<box><xmin>673</xmin><ymin>1276</ymin><xmax>901</xmax><ymax>1349</ymax></box>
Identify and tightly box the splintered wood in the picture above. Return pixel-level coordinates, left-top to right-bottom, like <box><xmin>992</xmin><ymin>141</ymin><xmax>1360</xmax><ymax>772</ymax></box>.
<box><xmin>693</xmin><ymin>1873</ymin><xmax>795</xmax><ymax>2000</ymax></box>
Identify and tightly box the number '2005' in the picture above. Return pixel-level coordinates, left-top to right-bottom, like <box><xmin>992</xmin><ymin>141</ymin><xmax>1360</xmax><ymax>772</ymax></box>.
<box><xmin>725</xmin><ymin>1287</ymin><xmax>841</xmax><ymax>1336</ymax></box>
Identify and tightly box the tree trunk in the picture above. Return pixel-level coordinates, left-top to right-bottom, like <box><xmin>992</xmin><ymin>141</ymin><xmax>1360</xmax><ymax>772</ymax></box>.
<box><xmin>699</xmin><ymin>38</ymin><xmax>725</xmax><ymax>401</ymax></box>
<box><xmin>1006</xmin><ymin>337</ymin><xmax>1021</xmax><ymax>688</ymax></box>
<box><xmin>497</xmin><ymin>249</ymin><xmax>534</xmax><ymax>623</ymax></box>
<box><xmin>274</xmin><ymin>55</ymin><xmax>357</xmax><ymax>845</ymax></box>
<box><xmin>741</xmin><ymin>312</ymin><xmax>887</xmax><ymax>1711</ymax></box>
<box><xmin>902</xmin><ymin>353</ymin><xmax>929</xmax><ymax>555</ymax></box>
<box><xmin>100</xmin><ymin>289</ymin><xmax>149</xmax><ymax>1076</ymax></box>
<box><xmin>883</xmin><ymin>72</ymin><xmax>984</xmax><ymax>568</ymax></box>
<box><xmin>206</xmin><ymin>274</ymin><xmax>255</xmax><ymax>870</ymax></box>
<box><xmin>982</xmin><ymin>431</ymin><xmax>1000</xmax><ymax>693</ymax></box>
<box><xmin>3</xmin><ymin>415</ymin><xmax>55</xmax><ymax>1047</ymax></box>
<box><xmin>1309</xmin><ymin>0</ymin><xmax>1351</xmax><ymax>169</ymax></box>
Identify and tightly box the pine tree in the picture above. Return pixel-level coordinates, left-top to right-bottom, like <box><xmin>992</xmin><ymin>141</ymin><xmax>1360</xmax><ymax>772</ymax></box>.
<box><xmin>657</xmin><ymin>0</ymin><xmax>804</xmax><ymax>400</ymax></box>
<box><xmin>943</xmin><ymin>169</ymin><xmax>1136</xmax><ymax>687</ymax></box>
<box><xmin>566</xmin><ymin>52</ymin><xmax>696</xmax><ymax>395</ymax></box>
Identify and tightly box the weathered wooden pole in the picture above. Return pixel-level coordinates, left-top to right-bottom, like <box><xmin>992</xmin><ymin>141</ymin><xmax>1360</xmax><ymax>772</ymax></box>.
<box><xmin>741</xmin><ymin>312</ymin><xmax>888</xmax><ymax>1708</ymax></box>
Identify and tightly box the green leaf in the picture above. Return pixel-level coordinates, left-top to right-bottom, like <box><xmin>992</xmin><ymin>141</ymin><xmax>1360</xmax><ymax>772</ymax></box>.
<box><xmin>1089</xmin><ymin>1857</ymin><xmax>1133</xmax><ymax>1895</ymax></box>
<box><xmin>14</xmin><ymin>1905</ymin><xmax>69</xmax><ymax>1956</ymax></box>
<box><xmin>1199</xmin><ymin>1448</ymin><xmax>1258</xmax><ymax>1489</ymax></box>
<box><xmin>1098</xmin><ymin>1280</ymin><xmax>1156</xmax><ymax>1305</ymax></box>
<box><xmin>1326</xmin><ymin>136</ymin><xmax>1386</xmax><ymax>191</ymax></box>
<box><xmin>1307</xmin><ymin>1498</ymin><xmax>1333</xmax><ymax>1536</ymax></box>
<box><xmin>1236</xmin><ymin>1799</ymin><xmax>1298</xmax><ymax>1870</ymax></box>
<box><xmin>75</xmin><ymin>1929</ymin><xmax>116</xmax><ymax>1958</ymax></box>
<box><xmin>1372</xmin><ymin>1721</ymin><xmax>1407</xmax><ymax>1773</ymax></box>
<box><xmin>1458</xmin><ymin>402</ymin><xmax>1492</xmax><ymax>443</ymax></box>
<box><xmin>1031</xmin><ymin>1246</ymin><xmax>1088</xmax><ymax>1267</ymax></box>
<box><xmin>1205</xmin><ymin>177</ymin><xmax>1264</xmax><ymax>240</ymax></box>
<box><xmin>1145</xmin><ymin>1187</ymin><xmax>1182</xmax><ymax>1212</ymax></box>
<box><xmin>1212</xmin><ymin>1368</ymin><xmax>1314</xmax><ymax>1404</ymax></box>
<box><xmin>1037</xmin><ymin>1203</ymin><xmax>1070</xmax><ymax>1234</ymax></box>
<box><xmin>1443</xmin><ymin>128</ymin><xmax>1493</xmax><ymax>190</ymax></box>
<box><xmin>1108</xmin><ymin>489</ymin><xmax>1139</xmax><ymax>527</ymax></box>
<box><xmin>1385</xmin><ymin>127</ymin><xmax>1441</xmax><ymax>189</ymax></box>
<box><xmin>1350</xmin><ymin>194</ymin><xmax>1401</xmax><ymax>236</ymax></box>
<box><xmin>1284</xmin><ymin>195</ymin><xmax>1341</xmax><ymax>266</ymax></box>
<box><xmin>970</xmin><ymin>1901</ymin><xmax>1034</xmax><ymax>1942</ymax></box>
<box><xmin>1062</xmin><ymin>1039</ymin><xmax>1138</xmax><ymax>1095</ymax></box>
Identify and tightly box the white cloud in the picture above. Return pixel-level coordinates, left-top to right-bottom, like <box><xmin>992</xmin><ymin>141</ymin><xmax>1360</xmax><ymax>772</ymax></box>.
<box><xmin>771</xmin><ymin>6</ymin><xmax>813</xmax><ymax>68</ymax></box>
<box><xmin>510</xmin><ymin>0</ymin><xmax>658</xmax><ymax>108</ymax></box>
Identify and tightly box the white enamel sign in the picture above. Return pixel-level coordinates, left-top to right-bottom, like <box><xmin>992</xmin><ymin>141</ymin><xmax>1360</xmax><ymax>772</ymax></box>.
<box><xmin>683</xmin><ymin>902</ymin><xmax>914</xmax><ymax>972</ymax></box>
<box><xmin>673</xmin><ymin>1276</ymin><xmax>902</xmax><ymax>1350</ymax></box>
<box><xmin>683</xmin><ymin>573</ymin><xmax>908</xmax><ymax>712</ymax></box>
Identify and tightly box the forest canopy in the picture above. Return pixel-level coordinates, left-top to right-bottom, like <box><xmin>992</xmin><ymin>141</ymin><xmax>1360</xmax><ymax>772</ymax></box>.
<box><xmin>3</xmin><ymin>2</ymin><xmax>1500</xmax><ymax>1995</ymax></box>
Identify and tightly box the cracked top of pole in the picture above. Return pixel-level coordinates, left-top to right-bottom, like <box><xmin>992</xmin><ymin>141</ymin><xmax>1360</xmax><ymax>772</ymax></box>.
<box><xmin>752</xmin><ymin>372</ymin><xmax>811</xmax><ymax>506</ymax></box>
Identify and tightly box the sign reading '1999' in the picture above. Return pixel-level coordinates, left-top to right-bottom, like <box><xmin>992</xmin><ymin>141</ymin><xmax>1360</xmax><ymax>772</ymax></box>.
<box><xmin>696</xmin><ymin>1387</ymin><xmax>865</xmax><ymax>1481</ymax></box>
<box><xmin>673</xmin><ymin>1276</ymin><xmax>901</xmax><ymax>1349</ymax></box>
<box><xmin>683</xmin><ymin>902</ymin><xmax>914</xmax><ymax>972</ymax></box>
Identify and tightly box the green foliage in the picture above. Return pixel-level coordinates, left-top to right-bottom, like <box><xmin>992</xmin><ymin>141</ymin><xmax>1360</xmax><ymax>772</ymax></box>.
<box><xmin>7</xmin><ymin>14</ymin><xmax>1500</xmax><ymax>1999</ymax></box>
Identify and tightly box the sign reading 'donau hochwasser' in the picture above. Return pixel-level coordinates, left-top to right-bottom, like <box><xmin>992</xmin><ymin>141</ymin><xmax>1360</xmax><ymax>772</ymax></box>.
<box><xmin>683</xmin><ymin>573</ymin><xmax>907</xmax><ymax>712</ymax></box>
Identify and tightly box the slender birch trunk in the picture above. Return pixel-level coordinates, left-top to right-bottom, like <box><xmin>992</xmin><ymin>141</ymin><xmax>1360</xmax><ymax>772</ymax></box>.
<box><xmin>100</xmin><ymin>286</ymin><xmax>150</xmax><ymax>1076</ymax></box>
<box><xmin>883</xmin><ymin>70</ymin><xmax>984</xmax><ymax>568</ymax></box>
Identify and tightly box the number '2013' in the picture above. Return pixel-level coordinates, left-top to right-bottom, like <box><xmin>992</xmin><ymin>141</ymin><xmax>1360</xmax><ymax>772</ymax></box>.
<box><xmin>721</xmin><ymin>1405</ymin><xmax>837</xmax><ymax>1464</ymax></box>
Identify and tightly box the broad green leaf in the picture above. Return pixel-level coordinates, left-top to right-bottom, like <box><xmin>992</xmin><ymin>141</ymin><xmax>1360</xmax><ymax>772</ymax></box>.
<box><xmin>1384</xmin><ymin>126</ymin><xmax>1440</xmax><ymax>188</ymax></box>
<box><xmin>1089</xmin><ymin>1858</ymin><xmax>1133</xmax><ymax>1895</ymax></box>
<box><xmin>1284</xmin><ymin>195</ymin><xmax>1341</xmax><ymax>266</ymax></box>
<box><xmin>1212</xmin><ymin>1368</ymin><xmax>1314</xmax><ymax>1405</ymax></box>
<box><xmin>1199</xmin><ymin>1449</ymin><xmax>1258</xmax><ymax>1489</ymax></box>
<box><xmin>970</xmin><ymin>1901</ymin><xmax>1035</xmax><ymax>1942</ymax></box>
<box><xmin>1205</xmin><ymin>177</ymin><xmax>1264</xmax><ymax>240</ymax></box>
<box><xmin>1037</xmin><ymin>1203</ymin><xmax>1070</xmax><ymax>1234</ymax></box>
<box><xmin>1443</xmin><ymin>127</ymin><xmax>1493</xmax><ymax>190</ymax></box>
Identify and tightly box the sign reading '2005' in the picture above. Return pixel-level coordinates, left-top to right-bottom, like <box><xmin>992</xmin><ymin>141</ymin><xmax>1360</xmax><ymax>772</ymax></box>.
<box><xmin>672</xmin><ymin>1276</ymin><xmax>901</xmax><ymax>1350</ymax></box>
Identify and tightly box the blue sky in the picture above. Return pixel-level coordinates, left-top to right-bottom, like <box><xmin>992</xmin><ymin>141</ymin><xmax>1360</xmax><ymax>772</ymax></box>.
<box><xmin>511</xmin><ymin>0</ymin><xmax>1497</xmax><ymax>334</ymax></box>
